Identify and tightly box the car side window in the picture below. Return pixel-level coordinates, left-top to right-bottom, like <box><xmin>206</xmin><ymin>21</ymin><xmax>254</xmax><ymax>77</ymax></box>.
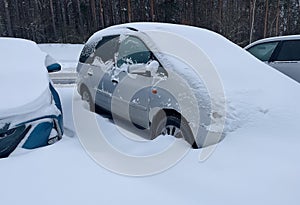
<box><xmin>94</xmin><ymin>35</ymin><xmax>119</xmax><ymax>63</ymax></box>
<box><xmin>116</xmin><ymin>36</ymin><xmax>168</xmax><ymax>78</ymax></box>
<box><xmin>247</xmin><ymin>41</ymin><xmax>279</xmax><ymax>61</ymax></box>
<box><xmin>274</xmin><ymin>40</ymin><xmax>300</xmax><ymax>61</ymax></box>
<box><xmin>80</xmin><ymin>35</ymin><xmax>119</xmax><ymax>65</ymax></box>
<box><xmin>117</xmin><ymin>36</ymin><xmax>151</xmax><ymax>67</ymax></box>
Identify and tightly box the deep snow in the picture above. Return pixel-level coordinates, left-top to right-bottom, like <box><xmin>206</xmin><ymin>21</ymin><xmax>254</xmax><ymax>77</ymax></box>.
<box><xmin>1</xmin><ymin>24</ymin><xmax>300</xmax><ymax>204</ymax></box>
<box><xmin>1</xmin><ymin>86</ymin><xmax>300</xmax><ymax>205</ymax></box>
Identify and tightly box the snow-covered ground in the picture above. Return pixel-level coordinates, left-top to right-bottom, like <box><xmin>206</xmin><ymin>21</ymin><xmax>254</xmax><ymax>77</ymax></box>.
<box><xmin>1</xmin><ymin>85</ymin><xmax>299</xmax><ymax>205</ymax></box>
<box><xmin>1</xmin><ymin>27</ymin><xmax>300</xmax><ymax>204</ymax></box>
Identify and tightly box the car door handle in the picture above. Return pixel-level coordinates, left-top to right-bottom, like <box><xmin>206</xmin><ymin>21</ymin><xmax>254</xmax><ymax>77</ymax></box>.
<box><xmin>112</xmin><ymin>79</ymin><xmax>118</xmax><ymax>84</ymax></box>
<box><xmin>87</xmin><ymin>68</ymin><xmax>93</xmax><ymax>76</ymax></box>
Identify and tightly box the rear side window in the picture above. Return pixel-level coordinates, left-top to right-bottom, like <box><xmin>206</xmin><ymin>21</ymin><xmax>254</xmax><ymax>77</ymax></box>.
<box><xmin>247</xmin><ymin>41</ymin><xmax>279</xmax><ymax>61</ymax></box>
<box><xmin>79</xmin><ymin>40</ymin><xmax>98</xmax><ymax>63</ymax></box>
<box><xmin>79</xmin><ymin>35</ymin><xmax>119</xmax><ymax>64</ymax></box>
<box><xmin>275</xmin><ymin>40</ymin><xmax>300</xmax><ymax>61</ymax></box>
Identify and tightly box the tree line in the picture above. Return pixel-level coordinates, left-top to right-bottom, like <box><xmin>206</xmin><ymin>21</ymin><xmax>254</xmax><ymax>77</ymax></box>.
<box><xmin>1</xmin><ymin>0</ymin><xmax>300</xmax><ymax>46</ymax></box>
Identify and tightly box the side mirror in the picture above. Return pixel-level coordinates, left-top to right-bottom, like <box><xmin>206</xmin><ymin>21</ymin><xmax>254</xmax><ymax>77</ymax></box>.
<box><xmin>47</xmin><ymin>63</ymin><xmax>61</xmax><ymax>73</ymax></box>
<box><xmin>146</xmin><ymin>60</ymin><xmax>159</xmax><ymax>76</ymax></box>
<box><xmin>146</xmin><ymin>60</ymin><xmax>159</xmax><ymax>71</ymax></box>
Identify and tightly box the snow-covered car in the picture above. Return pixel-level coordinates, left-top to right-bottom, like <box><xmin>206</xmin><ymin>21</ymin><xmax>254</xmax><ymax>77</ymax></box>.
<box><xmin>76</xmin><ymin>23</ymin><xmax>228</xmax><ymax>149</ymax></box>
<box><xmin>0</xmin><ymin>38</ymin><xmax>63</xmax><ymax>158</ymax></box>
<box><xmin>245</xmin><ymin>35</ymin><xmax>300</xmax><ymax>83</ymax></box>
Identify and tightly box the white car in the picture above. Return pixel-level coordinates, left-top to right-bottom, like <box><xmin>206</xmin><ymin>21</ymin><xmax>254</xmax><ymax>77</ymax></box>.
<box><xmin>0</xmin><ymin>38</ymin><xmax>63</xmax><ymax>158</ymax></box>
<box><xmin>245</xmin><ymin>35</ymin><xmax>300</xmax><ymax>83</ymax></box>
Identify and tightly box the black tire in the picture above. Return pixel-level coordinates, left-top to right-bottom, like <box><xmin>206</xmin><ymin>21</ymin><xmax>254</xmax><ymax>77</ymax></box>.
<box><xmin>150</xmin><ymin>111</ymin><xmax>199</xmax><ymax>149</ymax></box>
<box><xmin>80</xmin><ymin>86</ymin><xmax>95</xmax><ymax>112</ymax></box>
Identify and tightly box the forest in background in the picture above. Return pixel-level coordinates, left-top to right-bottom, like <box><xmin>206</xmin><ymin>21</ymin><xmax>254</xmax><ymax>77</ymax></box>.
<box><xmin>1</xmin><ymin>0</ymin><xmax>300</xmax><ymax>46</ymax></box>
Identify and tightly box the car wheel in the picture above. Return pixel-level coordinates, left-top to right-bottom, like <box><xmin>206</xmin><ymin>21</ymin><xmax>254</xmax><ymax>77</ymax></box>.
<box><xmin>81</xmin><ymin>86</ymin><xmax>95</xmax><ymax>112</ymax></box>
<box><xmin>151</xmin><ymin>111</ymin><xmax>199</xmax><ymax>149</ymax></box>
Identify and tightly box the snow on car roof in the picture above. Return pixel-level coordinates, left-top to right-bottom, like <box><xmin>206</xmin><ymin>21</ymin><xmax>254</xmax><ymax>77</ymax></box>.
<box><xmin>0</xmin><ymin>38</ymin><xmax>49</xmax><ymax>118</ymax></box>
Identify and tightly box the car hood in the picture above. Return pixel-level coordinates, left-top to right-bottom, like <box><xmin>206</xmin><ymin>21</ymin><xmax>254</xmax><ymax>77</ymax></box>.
<box><xmin>0</xmin><ymin>38</ymin><xmax>49</xmax><ymax>118</ymax></box>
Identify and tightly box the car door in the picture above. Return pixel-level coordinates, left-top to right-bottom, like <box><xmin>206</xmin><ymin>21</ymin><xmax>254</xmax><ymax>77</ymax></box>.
<box><xmin>109</xmin><ymin>36</ymin><xmax>154</xmax><ymax>128</ymax></box>
<box><xmin>86</xmin><ymin>35</ymin><xmax>120</xmax><ymax>111</ymax></box>
<box><xmin>269</xmin><ymin>40</ymin><xmax>300</xmax><ymax>83</ymax></box>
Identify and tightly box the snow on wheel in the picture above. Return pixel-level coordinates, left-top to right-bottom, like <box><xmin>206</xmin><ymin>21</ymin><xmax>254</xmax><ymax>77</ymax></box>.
<box><xmin>151</xmin><ymin>110</ymin><xmax>198</xmax><ymax>149</ymax></box>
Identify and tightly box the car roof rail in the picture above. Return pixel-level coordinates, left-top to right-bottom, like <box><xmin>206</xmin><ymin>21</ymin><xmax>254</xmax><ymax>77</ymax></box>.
<box><xmin>126</xmin><ymin>27</ymin><xmax>138</xmax><ymax>32</ymax></box>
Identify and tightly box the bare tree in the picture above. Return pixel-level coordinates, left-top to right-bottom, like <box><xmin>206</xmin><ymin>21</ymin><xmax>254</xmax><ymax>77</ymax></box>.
<box><xmin>264</xmin><ymin>0</ymin><xmax>269</xmax><ymax>38</ymax></box>
<box><xmin>127</xmin><ymin>0</ymin><xmax>132</xmax><ymax>22</ymax></box>
<box><xmin>249</xmin><ymin>0</ymin><xmax>256</xmax><ymax>43</ymax></box>
<box><xmin>3</xmin><ymin>0</ymin><xmax>12</xmax><ymax>36</ymax></box>
<box><xmin>49</xmin><ymin>0</ymin><xmax>57</xmax><ymax>38</ymax></box>
<box><xmin>90</xmin><ymin>0</ymin><xmax>97</xmax><ymax>29</ymax></box>
<box><xmin>275</xmin><ymin>0</ymin><xmax>280</xmax><ymax>35</ymax></box>
<box><xmin>150</xmin><ymin>0</ymin><xmax>155</xmax><ymax>21</ymax></box>
<box><xmin>99</xmin><ymin>0</ymin><xmax>105</xmax><ymax>28</ymax></box>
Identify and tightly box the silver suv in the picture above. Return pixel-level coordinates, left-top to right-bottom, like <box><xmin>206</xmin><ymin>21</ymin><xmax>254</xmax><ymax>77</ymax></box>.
<box><xmin>245</xmin><ymin>35</ymin><xmax>300</xmax><ymax>83</ymax></box>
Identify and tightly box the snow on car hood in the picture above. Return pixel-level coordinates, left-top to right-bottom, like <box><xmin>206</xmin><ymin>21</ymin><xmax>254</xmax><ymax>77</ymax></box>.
<box><xmin>0</xmin><ymin>38</ymin><xmax>49</xmax><ymax>118</ymax></box>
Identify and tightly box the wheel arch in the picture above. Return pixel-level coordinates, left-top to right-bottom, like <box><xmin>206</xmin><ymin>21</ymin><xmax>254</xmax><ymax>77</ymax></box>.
<box><xmin>150</xmin><ymin>108</ymin><xmax>198</xmax><ymax>148</ymax></box>
<box><xmin>79</xmin><ymin>83</ymin><xmax>89</xmax><ymax>96</ymax></box>
<box><xmin>150</xmin><ymin>108</ymin><xmax>188</xmax><ymax>125</ymax></box>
